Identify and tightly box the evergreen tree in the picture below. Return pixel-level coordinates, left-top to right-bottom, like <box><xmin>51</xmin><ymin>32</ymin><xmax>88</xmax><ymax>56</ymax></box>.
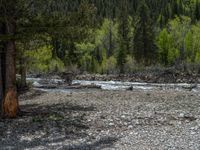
<box><xmin>134</xmin><ymin>0</ymin><xmax>157</xmax><ymax>65</ymax></box>
<box><xmin>117</xmin><ymin>0</ymin><xmax>129</xmax><ymax>73</ymax></box>
<box><xmin>194</xmin><ymin>0</ymin><xmax>200</xmax><ymax>21</ymax></box>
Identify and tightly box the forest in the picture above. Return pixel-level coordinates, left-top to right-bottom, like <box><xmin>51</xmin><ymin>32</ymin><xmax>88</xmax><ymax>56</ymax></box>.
<box><xmin>1</xmin><ymin>0</ymin><xmax>200</xmax><ymax>117</ymax></box>
<box><xmin>0</xmin><ymin>0</ymin><xmax>200</xmax><ymax>149</ymax></box>
<box><xmin>16</xmin><ymin>0</ymin><xmax>200</xmax><ymax>74</ymax></box>
<box><xmin>3</xmin><ymin>0</ymin><xmax>200</xmax><ymax>74</ymax></box>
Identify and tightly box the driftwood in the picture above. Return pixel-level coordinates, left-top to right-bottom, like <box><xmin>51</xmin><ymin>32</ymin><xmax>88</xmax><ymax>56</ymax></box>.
<box><xmin>182</xmin><ymin>84</ymin><xmax>197</xmax><ymax>91</ymax></box>
<box><xmin>62</xmin><ymin>84</ymin><xmax>101</xmax><ymax>89</ymax></box>
<box><xmin>36</xmin><ymin>84</ymin><xmax>101</xmax><ymax>90</ymax></box>
<box><xmin>37</xmin><ymin>85</ymin><xmax>57</xmax><ymax>89</ymax></box>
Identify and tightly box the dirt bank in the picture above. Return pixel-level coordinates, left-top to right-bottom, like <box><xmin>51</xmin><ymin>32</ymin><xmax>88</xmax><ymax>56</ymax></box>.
<box><xmin>75</xmin><ymin>71</ymin><xmax>200</xmax><ymax>83</ymax></box>
<box><xmin>28</xmin><ymin>68</ymin><xmax>200</xmax><ymax>84</ymax></box>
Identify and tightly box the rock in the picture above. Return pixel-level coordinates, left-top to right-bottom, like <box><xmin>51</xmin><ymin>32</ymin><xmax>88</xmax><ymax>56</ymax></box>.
<box><xmin>121</xmin><ymin>115</ymin><xmax>126</xmax><ymax>119</ymax></box>
<box><xmin>190</xmin><ymin>126</ymin><xmax>199</xmax><ymax>131</ymax></box>
<box><xmin>124</xmin><ymin>122</ymin><xmax>128</xmax><ymax>126</ymax></box>
<box><xmin>109</xmin><ymin>123</ymin><xmax>114</xmax><ymax>126</ymax></box>
<box><xmin>179</xmin><ymin>113</ymin><xmax>185</xmax><ymax>118</ymax></box>
<box><xmin>128</xmin><ymin>125</ymin><xmax>133</xmax><ymax>129</ymax></box>
<box><xmin>60</xmin><ymin>72</ymin><xmax>74</xmax><ymax>85</ymax></box>
<box><xmin>127</xmin><ymin>86</ymin><xmax>133</xmax><ymax>91</ymax></box>
<box><xmin>0</xmin><ymin>122</ymin><xmax>4</xmax><ymax>127</ymax></box>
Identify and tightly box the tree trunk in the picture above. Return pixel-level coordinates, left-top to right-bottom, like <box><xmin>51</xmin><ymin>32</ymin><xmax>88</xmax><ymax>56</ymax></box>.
<box><xmin>5</xmin><ymin>23</ymin><xmax>16</xmax><ymax>90</ymax></box>
<box><xmin>3</xmin><ymin>18</ymin><xmax>18</xmax><ymax>118</ymax></box>
<box><xmin>19</xmin><ymin>57</ymin><xmax>27</xmax><ymax>89</ymax></box>
<box><xmin>0</xmin><ymin>49</ymin><xmax>3</xmax><ymax>114</ymax></box>
<box><xmin>0</xmin><ymin>23</ymin><xmax>6</xmax><ymax>115</ymax></box>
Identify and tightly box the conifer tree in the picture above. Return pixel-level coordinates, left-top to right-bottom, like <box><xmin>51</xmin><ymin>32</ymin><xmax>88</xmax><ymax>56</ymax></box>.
<box><xmin>117</xmin><ymin>0</ymin><xmax>129</xmax><ymax>73</ymax></box>
<box><xmin>134</xmin><ymin>0</ymin><xmax>157</xmax><ymax>65</ymax></box>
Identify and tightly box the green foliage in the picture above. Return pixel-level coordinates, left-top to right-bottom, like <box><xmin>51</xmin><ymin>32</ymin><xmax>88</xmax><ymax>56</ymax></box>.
<box><xmin>75</xmin><ymin>42</ymin><xmax>95</xmax><ymax>71</ymax></box>
<box><xmin>7</xmin><ymin>0</ymin><xmax>200</xmax><ymax>75</ymax></box>
<box><xmin>25</xmin><ymin>45</ymin><xmax>64</xmax><ymax>73</ymax></box>
<box><xmin>185</xmin><ymin>22</ymin><xmax>200</xmax><ymax>63</ymax></box>
<box><xmin>95</xmin><ymin>18</ymin><xmax>119</xmax><ymax>57</ymax></box>
<box><xmin>156</xmin><ymin>28</ymin><xmax>179</xmax><ymax>65</ymax></box>
<box><xmin>106</xmin><ymin>56</ymin><xmax>117</xmax><ymax>74</ymax></box>
<box><xmin>157</xmin><ymin>16</ymin><xmax>200</xmax><ymax>66</ymax></box>
<box><xmin>124</xmin><ymin>55</ymin><xmax>136</xmax><ymax>73</ymax></box>
<box><xmin>49</xmin><ymin>58</ymin><xmax>65</xmax><ymax>72</ymax></box>
<box><xmin>117</xmin><ymin>44</ymin><xmax>127</xmax><ymax>73</ymax></box>
<box><xmin>74</xmin><ymin>18</ymin><xmax>119</xmax><ymax>73</ymax></box>
<box><xmin>134</xmin><ymin>1</ymin><xmax>157</xmax><ymax>66</ymax></box>
<box><xmin>168</xmin><ymin>16</ymin><xmax>191</xmax><ymax>61</ymax></box>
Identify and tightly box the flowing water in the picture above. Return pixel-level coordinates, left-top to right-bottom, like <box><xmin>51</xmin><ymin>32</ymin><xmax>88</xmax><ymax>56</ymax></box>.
<box><xmin>26</xmin><ymin>77</ymin><xmax>200</xmax><ymax>93</ymax></box>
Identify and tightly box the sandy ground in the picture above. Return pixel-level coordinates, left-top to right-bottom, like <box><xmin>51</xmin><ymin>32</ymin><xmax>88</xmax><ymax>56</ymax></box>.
<box><xmin>0</xmin><ymin>89</ymin><xmax>200</xmax><ymax>150</ymax></box>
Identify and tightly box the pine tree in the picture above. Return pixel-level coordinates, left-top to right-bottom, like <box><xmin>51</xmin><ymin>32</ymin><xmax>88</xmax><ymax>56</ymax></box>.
<box><xmin>0</xmin><ymin>0</ymin><xmax>19</xmax><ymax>118</ymax></box>
<box><xmin>117</xmin><ymin>0</ymin><xmax>129</xmax><ymax>73</ymax></box>
<box><xmin>134</xmin><ymin>0</ymin><xmax>157</xmax><ymax>65</ymax></box>
<box><xmin>194</xmin><ymin>0</ymin><xmax>200</xmax><ymax>21</ymax></box>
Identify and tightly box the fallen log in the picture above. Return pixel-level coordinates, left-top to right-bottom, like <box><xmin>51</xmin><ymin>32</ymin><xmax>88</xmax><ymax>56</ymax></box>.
<box><xmin>62</xmin><ymin>84</ymin><xmax>101</xmax><ymax>89</ymax></box>
<box><xmin>36</xmin><ymin>85</ymin><xmax>58</xmax><ymax>89</ymax></box>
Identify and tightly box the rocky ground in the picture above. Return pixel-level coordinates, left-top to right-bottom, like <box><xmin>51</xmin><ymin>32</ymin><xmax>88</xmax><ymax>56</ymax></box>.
<box><xmin>28</xmin><ymin>67</ymin><xmax>200</xmax><ymax>85</ymax></box>
<box><xmin>75</xmin><ymin>71</ymin><xmax>200</xmax><ymax>83</ymax></box>
<box><xmin>0</xmin><ymin>89</ymin><xmax>200</xmax><ymax>150</ymax></box>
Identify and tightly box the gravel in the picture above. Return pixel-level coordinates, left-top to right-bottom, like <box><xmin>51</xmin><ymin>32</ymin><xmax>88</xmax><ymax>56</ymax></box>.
<box><xmin>0</xmin><ymin>89</ymin><xmax>200</xmax><ymax>150</ymax></box>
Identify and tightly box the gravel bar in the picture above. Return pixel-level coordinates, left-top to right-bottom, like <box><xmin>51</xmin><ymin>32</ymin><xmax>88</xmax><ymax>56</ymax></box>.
<box><xmin>0</xmin><ymin>89</ymin><xmax>200</xmax><ymax>150</ymax></box>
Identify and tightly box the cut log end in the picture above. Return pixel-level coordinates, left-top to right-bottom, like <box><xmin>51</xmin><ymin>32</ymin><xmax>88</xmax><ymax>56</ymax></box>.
<box><xmin>3</xmin><ymin>88</ymin><xmax>18</xmax><ymax>118</ymax></box>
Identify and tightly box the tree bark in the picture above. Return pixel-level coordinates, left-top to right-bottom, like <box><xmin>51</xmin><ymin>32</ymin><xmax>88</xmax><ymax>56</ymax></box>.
<box><xmin>3</xmin><ymin>17</ymin><xmax>18</xmax><ymax>118</ymax></box>
<box><xmin>0</xmin><ymin>48</ymin><xmax>3</xmax><ymax>114</ymax></box>
<box><xmin>5</xmin><ymin>22</ymin><xmax>16</xmax><ymax>90</ymax></box>
<box><xmin>0</xmin><ymin>23</ymin><xmax>6</xmax><ymax>115</ymax></box>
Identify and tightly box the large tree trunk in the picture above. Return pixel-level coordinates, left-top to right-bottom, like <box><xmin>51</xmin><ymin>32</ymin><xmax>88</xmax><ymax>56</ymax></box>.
<box><xmin>5</xmin><ymin>20</ymin><xmax>16</xmax><ymax>89</ymax></box>
<box><xmin>3</xmin><ymin>18</ymin><xmax>18</xmax><ymax>118</ymax></box>
<box><xmin>0</xmin><ymin>49</ymin><xmax>3</xmax><ymax>114</ymax></box>
<box><xmin>0</xmin><ymin>23</ymin><xmax>6</xmax><ymax>115</ymax></box>
<box><xmin>0</xmin><ymin>46</ymin><xmax>5</xmax><ymax>115</ymax></box>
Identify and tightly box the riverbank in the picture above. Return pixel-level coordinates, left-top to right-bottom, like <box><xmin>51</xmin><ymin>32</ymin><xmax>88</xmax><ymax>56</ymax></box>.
<box><xmin>75</xmin><ymin>71</ymin><xmax>200</xmax><ymax>84</ymax></box>
<box><xmin>0</xmin><ymin>89</ymin><xmax>200</xmax><ymax>149</ymax></box>
<box><xmin>28</xmin><ymin>68</ymin><xmax>200</xmax><ymax>84</ymax></box>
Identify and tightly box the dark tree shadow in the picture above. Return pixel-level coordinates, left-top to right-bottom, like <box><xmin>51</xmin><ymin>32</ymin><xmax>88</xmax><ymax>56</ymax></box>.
<box><xmin>19</xmin><ymin>89</ymin><xmax>46</xmax><ymax>101</ymax></box>
<box><xmin>64</xmin><ymin>136</ymin><xmax>119</xmax><ymax>150</ymax></box>
<box><xmin>0</xmin><ymin>101</ymin><xmax>119</xmax><ymax>150</ymax></box>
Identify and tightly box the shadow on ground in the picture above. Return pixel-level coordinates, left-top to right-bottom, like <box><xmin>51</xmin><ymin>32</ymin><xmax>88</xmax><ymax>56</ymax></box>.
<box><xmin>0</xmin><ymin>100</ymin><xmax>118</xmax><ymax>149</ymax></box>
<box><xmin>19</xmin><ymin>89</ymin><xmax>46</xmax><ymax>101</ymax></box>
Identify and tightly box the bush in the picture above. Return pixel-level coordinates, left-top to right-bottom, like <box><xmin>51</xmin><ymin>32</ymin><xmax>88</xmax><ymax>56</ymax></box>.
<box><xmin>106</xmin><ymin>56</ymin><xmax>117</xmax><ymax>74</ymax></box>
<box><xmin>124</xmin><ymin>55</ymin><xmax>136</xmax><ymax>73</ymax></box>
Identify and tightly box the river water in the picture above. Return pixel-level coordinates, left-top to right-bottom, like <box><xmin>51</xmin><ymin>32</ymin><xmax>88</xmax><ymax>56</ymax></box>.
<box><xmin>26</xmin><ymin>77</ymin><xmax>200</xmax><ymax>93</ymax></box>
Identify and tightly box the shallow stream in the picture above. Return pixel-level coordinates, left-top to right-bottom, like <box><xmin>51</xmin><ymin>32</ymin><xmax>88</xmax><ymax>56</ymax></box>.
<box><xmin>26</xmin><ymin>77</ymin><xmax>200</xmax><ymax>93</ymax></box>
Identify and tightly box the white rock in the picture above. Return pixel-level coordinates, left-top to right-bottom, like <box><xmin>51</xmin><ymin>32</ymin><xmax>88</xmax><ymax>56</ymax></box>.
<box><xmin>191</xmin><ymin>131</ymin><xmax>196</xmax><ymax>135</ymax></box>
<box><xmin>179</xmin><ymin>113</ymin><xmax>185</xmax><ymax>118</ymax></box>
<box><xmin>121</xmin><ymin>115</ymin><xmax>126</xmax><ymax>119</ymax></box>
<box><xmin>124</xmin><ymin>122</ymin><xmax>128</xmax><ymax>126</ymax></box>
<box><xmin>109</xmin><ymin>123</ymin><xmax>114</xmax><ymax>126</ymax></box>
<box><xmin>128</xmin><ymin>125</ymin><xmax>133</xmax><ymax>129</ymax></box>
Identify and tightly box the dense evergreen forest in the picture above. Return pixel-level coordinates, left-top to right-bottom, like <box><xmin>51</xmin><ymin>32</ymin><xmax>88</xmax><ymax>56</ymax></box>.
<box><xmin>3</xmin><ymin>0</ymin><xmax>200</xmax><ymax>75</ymax></box>
<box><xmin>1</xmin><ymin>0</ymin><xmax>200</xmax><ymax>117</ymax></box>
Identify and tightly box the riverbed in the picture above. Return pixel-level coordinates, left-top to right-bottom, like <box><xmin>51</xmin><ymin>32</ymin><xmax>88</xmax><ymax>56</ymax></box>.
<box><xmin>0</xmin><ymin>88</ymin><xmax>200</xmax><ymax>149</ymax></box>
<box><xmin>27</xmin><ymin>77</ymin><xmax>200</xmax><ymax>93</ymax></box>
